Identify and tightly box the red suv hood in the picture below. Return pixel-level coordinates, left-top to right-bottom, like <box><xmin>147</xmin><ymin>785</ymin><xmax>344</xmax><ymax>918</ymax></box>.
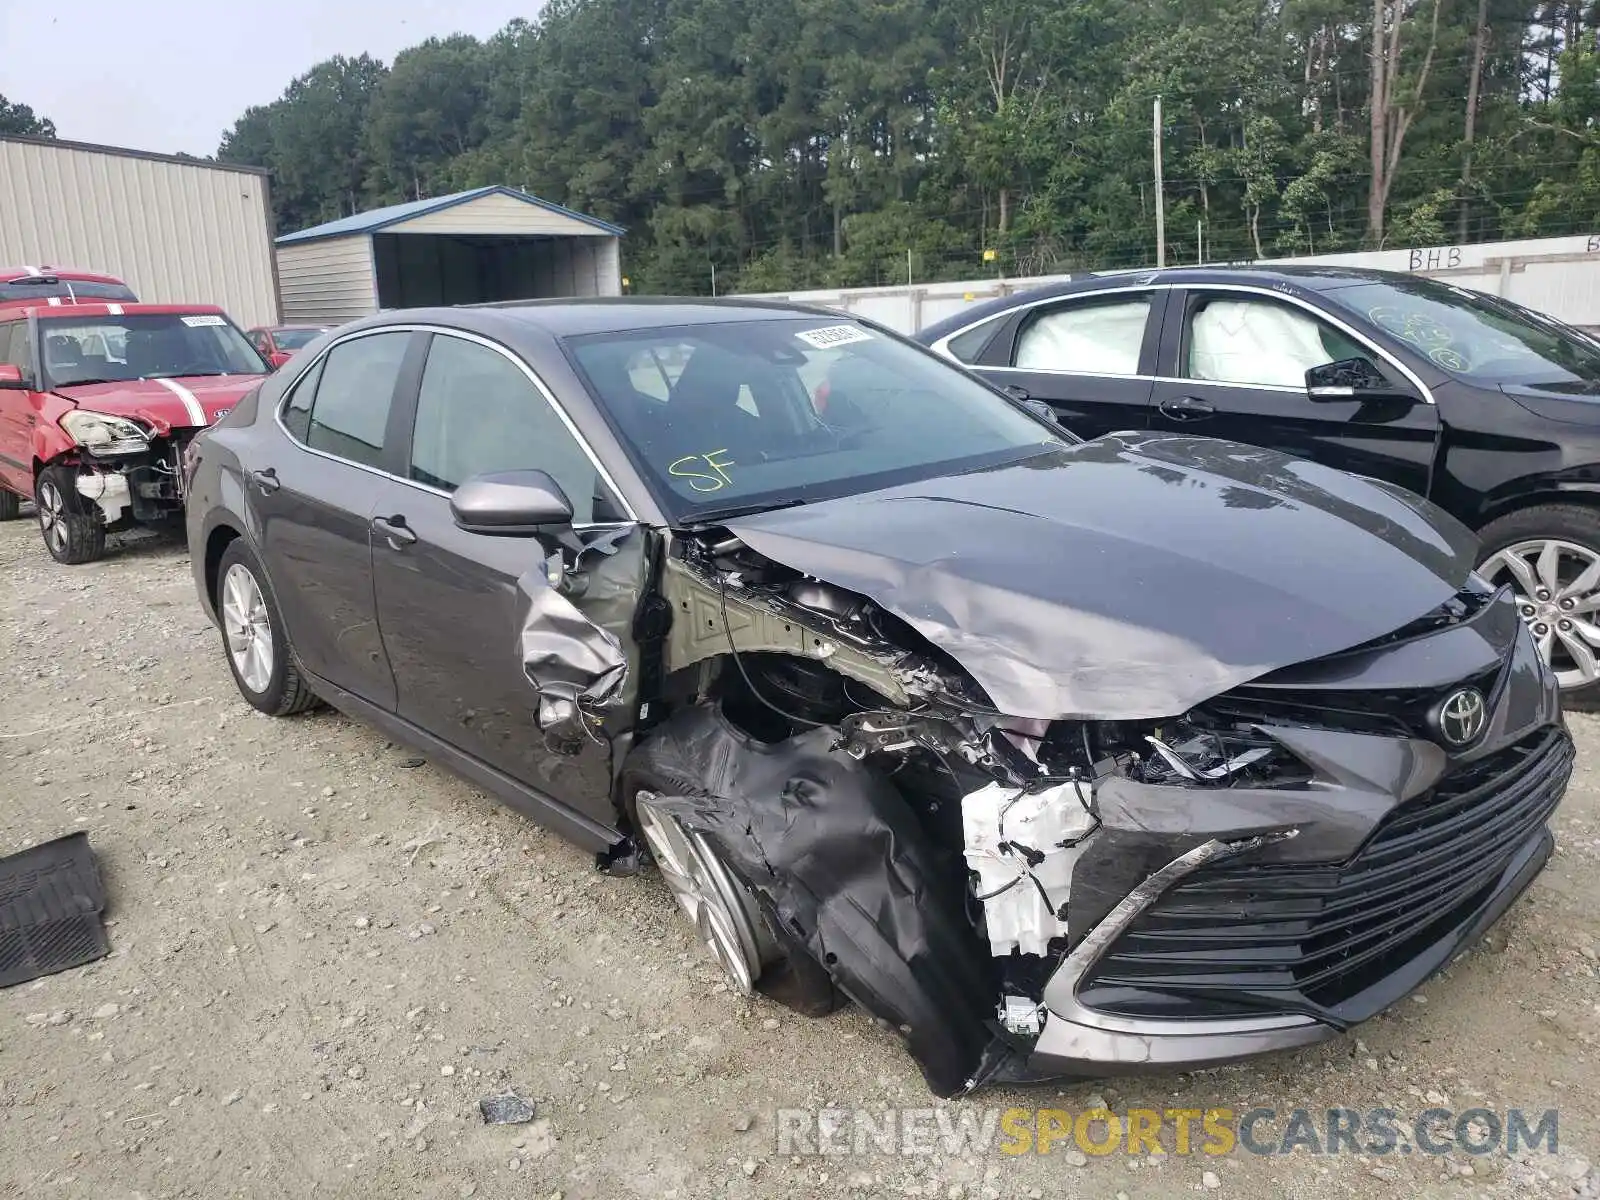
<box><xmin>52</xmin><ymin>375</ymin><xmax>261</xmax><ymax>434</ymax></box>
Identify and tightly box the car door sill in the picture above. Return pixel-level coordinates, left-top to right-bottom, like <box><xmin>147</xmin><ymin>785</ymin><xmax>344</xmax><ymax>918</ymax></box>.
<box><xmin>297</xmin><ymin>665</ymin><xmax>625</xmax><ymax>854</ymax></box>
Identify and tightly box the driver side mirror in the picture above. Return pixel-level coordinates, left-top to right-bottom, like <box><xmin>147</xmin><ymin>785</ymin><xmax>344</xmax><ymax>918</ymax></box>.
<box><xmin>451</xmin><ymin>469</ymin><xmax>574</xmax><ymax>536</ymax></box>
<box><xmin>0</xmin><ymin>364</ymin><xmax>26</xmax><ymax>390</ymax></box>
<box><xmin>1306</xmin><ymin>357</ymin><xmax>1404</xmax><ymax>401</ymax></box>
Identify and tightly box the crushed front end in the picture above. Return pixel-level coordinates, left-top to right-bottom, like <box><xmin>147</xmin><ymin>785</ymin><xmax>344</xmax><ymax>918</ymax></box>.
<box><xmin>52</xmin><ymin>415</ymin><xmax>194</xmax><ymax>530</ymax></box>
<box><xmin>643</xmin><ymin>525</ymin><xmax>1569</xmax><ymax>1094</ymax></box>
<box><xmin>1015</xmin><ymin>580</ymin><xmax>1569</xmax><ymax>1079</ymax></box>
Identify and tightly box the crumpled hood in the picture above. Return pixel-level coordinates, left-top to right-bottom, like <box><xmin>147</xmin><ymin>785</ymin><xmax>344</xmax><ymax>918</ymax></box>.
<box><xmin>54</xmin><ymin>375</ymin><xmax>261</xmax><ymax>435</ymax></box>
<box><xmin>724</xmin><ymin>432</ymin><xmax>1479</xmax><ymax>721</ymax></box>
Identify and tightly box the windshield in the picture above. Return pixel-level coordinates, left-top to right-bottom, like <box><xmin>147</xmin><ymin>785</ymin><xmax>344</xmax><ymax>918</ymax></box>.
<box><xmin>273</xmin><ymin>327</ymin><xmax>327</xmax><ymax>350</ymax></box>
<box><xmin>1325</xmin><ymin>278</ymin><xmax>1600</xmax><ymax>385</ymax></box>
<box><xmin>0</xmin><ymin>278</ymin><xmax>137</xmax><ymax>304</ymax></box>
<box><xmin>566</xmin><ymin>318</ymin><xmax>1064</xmax><ymax>519</ymax></box>
<box><xmin>40</xmin><ymin>313</ymin><xmax>268</xmax><ymax>387</ymax></box>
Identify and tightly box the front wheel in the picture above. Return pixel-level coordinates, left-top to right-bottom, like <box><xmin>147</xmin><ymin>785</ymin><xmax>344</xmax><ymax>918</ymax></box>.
<box><xmin>624</xmin><ymin>771</ymin><xmax>840</xmax><ymax>1016</ymax></box>
<box><xmin>35</xmin><ymin>467</ymin><xmax>106</xmax><ymax>564</ymax></box>
<box><xmin>1477</xmin><ymin>504</ymin><xmax>1600</xmax><ymax>709</ymax></box>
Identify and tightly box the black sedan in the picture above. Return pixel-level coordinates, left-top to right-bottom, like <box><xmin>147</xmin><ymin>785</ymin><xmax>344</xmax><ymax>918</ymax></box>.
<box><xmin>919</xmin><ymin>266</ymin><xmax>1600</xmax><ymax>706</ymax></box>
<box><xmin>185</xmin><ymin>299</ymin><xmax>1570</xmax><ymax>1095</ymax></box>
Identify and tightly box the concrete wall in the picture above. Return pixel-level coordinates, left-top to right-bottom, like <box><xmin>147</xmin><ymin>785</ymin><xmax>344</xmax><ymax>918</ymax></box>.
<box><xmin>276</xmin><ymin>236</ymin><xmax>377</xmax><ymax>325</ymax></box>
<box><xmin>0</xmin><ymin>135</ymin><xmax>280</xmax><ymax>327</ymax></box>
<box><xmin>743</xmin><ymin>234</ymin><xmax>1600</xmax><ymax>335</ymax></box>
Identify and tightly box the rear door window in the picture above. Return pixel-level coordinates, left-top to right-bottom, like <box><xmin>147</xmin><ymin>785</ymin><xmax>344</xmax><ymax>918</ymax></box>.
<box><xmin>281</xmin><ymin>332</ymin><xmax>410</xmax><ymax>469</ymax></box>
<box><xmin>1013</xmin><ymin>295</ymin><xmax>1154</xmax><ymax>376</ymax></box>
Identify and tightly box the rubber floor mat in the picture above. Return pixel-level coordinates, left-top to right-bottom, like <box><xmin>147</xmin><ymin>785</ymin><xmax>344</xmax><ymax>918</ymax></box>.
<box><xmin>0</xmin><ymin>832</ymin><xmax>110</xmax><ymax>988</ymax></box>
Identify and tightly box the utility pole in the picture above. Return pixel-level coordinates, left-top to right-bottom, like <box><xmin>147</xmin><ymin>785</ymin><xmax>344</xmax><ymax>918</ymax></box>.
<box><xmin>1153</xmin><ymin>96</ymin><xmax>1166</xmax><ymax>268</ymax></box>
<box><xmin>1197</xmin><ymin>219</ymin><xmax>1203</xmax><ymax>265</ymax></box>
<box><xmin>907</xmin><ymin>248</ymin><xmax>913</xmax><ymax>287</ymax></box>
<box><xmin>711</xmin><ymin>262</ymin><xmax>717</xmax><ymax>297</ymax></box>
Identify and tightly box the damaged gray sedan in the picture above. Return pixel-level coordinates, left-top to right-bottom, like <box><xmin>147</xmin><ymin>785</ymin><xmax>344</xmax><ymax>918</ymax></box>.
<box><xmin>184</xmin><ymin>300</ymin><xmax>1572</xmax><ymax>1096</ymax></box>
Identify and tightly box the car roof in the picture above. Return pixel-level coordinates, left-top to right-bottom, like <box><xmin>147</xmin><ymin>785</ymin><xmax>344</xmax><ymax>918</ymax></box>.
<box><xmin>455</xmin><ymin>296</ymin><xmax>852</xmax><ymax>337</ymax></box>
<box><xmin>24</xmin><ymin>302</ymin><xmax>226</xmax><ymax>321</ymax></box>
<box><xmin>0</xmin><ymin>265</ymin><xmax>128</xmax><ymax>285</ymax></box>
<box><xmin>916</xmin><ymin>264</ymin><xmax>1419</xmax><ymax>341</ymax></box>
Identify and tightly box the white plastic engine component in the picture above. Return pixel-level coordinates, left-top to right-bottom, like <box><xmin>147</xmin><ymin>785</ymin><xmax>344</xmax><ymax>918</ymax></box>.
<box><xmin>961</xmin><ymin>779</ymin><xmax>1096</xmax><ymax>957</ymax></box>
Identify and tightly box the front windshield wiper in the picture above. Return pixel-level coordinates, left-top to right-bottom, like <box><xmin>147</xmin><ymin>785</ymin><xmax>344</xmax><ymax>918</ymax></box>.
<box><xmin>681</xmin><ymin>497</ymin><xmax>809</xmax><ymax>527</ymax></box>
<box><xmin>142</xmin><ymin>371</ymin><xmax>231</xmax><ymax>380</ymax></box>
<box><xmin>51</xmin><ymin>378</ymin><xmax>125</xmax><ymax>389</ymax></box>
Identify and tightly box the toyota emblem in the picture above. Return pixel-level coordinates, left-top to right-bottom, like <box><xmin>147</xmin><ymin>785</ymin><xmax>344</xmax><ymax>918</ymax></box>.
<box><xmin>1436</xmin><ymin>687</ymin><xmax>1487</xmax><ymax>747</ymax></box>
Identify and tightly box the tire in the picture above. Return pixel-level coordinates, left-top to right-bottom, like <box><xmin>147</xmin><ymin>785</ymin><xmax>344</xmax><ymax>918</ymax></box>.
<box><xmin>214</xmin><ymin>539</ymin><xmax>319</xmax><ymax>717</ymax></box>
<box><xmin>1476</xmin><ymin>503</ymin><xmax>1600</xmax><ymax>710</ymax></box>
<box><xmin>621</xmin><ymin>762</ymin><xmax>841</xmax><ymax>1017</ymax></box>
<box><xmin>34</xmin><ymin>466</ymin><xmax>106</xmax><ymax>564</ymax></box>
<box><xmin>0</xmin><ymin>488</ymin><xmax>21</xmax><ymax>521</ymax></box>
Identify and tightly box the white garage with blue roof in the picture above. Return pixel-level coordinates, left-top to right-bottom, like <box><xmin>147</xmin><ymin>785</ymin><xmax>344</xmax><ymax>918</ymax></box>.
<box><xmin>273</xmin><ymin>185</ymin><xmax>625</xmax><ymax>325</ymax></box>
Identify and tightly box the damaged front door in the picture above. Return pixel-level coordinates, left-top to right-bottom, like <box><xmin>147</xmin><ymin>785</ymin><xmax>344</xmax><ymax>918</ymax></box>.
<box><xmin>370</xmin><ymin>331</ymin><xmax>640</xmax><ymax>827</ymax></box>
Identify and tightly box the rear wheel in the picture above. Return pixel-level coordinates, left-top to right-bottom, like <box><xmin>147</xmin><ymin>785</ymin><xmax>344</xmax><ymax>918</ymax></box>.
<box><xmin>35</xmin><ymin>467</ymin><xmax>105</xmax><ymax>564</ymax></box>
<box><xmin>1477</xmin><ymin>504</ymin><xmax>1600</xmax><ymax>709</ymax></box>
<box><xmin>215</xmin><ymin>539</ymin><xmax>319</xmax><ymax>716</ymax></box>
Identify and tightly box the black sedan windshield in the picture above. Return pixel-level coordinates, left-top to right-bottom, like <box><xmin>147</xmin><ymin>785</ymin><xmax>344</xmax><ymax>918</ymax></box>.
<box><xmin>41</xmin><ymin>313</ymin><xmax>268</xmax><ymax>387</ymax></box>
<box><xmin>1325</xmin><ymin>278</ymin><xmax>1600</xmax><ymax>385</ymax></box>
<box><xmin>566</xmin><ymin>318</ymin><xmax>1064</xmax><ymax>518</ymax></box>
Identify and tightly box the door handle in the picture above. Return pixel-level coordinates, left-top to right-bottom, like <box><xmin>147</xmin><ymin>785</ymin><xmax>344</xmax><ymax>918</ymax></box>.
<box><xmin>1159</xmin><ymin>396</ymin><xmax>1215</xmax><ymax>421</ymax></box>
<box><xmin>250</xmin><ymin>468</ymin><xmax>280</xmax><ymax>494</ymax></box>
<box><xmin>372</xmin><ymin>515</ymin><xmax>418</xmax><ymax>549</ymax></box>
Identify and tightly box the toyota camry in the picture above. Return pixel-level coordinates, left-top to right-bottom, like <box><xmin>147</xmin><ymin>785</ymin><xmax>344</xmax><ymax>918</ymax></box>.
<box><xmin>184</xmin><ymin>299</ymin><xmax>1571</xmax><ymax>1095</ymax></box>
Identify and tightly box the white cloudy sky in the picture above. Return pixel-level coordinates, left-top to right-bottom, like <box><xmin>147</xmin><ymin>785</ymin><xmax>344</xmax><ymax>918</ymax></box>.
<box><xmin>0</xmin><ymin>0</ymin><xmax>536</xmax><ymax>156</ymax></box>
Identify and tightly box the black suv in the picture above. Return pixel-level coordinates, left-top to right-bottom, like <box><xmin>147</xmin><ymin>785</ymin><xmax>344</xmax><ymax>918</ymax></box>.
<box><xmin>918</xmin><ymin>266</ymin><xmax>1600</xmax><ymax>705</ymax></box>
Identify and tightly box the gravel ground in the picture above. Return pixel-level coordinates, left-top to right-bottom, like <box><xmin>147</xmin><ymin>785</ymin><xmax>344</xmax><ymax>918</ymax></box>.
<box><xmin>1</xmin><ymin>519</ymin><xmax>1598</xmax><ymax>1200</ymax></box>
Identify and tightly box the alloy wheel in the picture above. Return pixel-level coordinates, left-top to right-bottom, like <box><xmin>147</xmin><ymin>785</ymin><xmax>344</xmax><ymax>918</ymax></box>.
<box><xmin>221</xmin><ymin>562</ymin><xmax>275</xmax><ymax>694</ymax></box>
<box><xmin>634</xmin><ymin>791</ymin><xmax>777</xmax><ymax>994</ymax></box>
<box><xmin>1479</xmin><ymin>537</ymin><xmax>1600</xmax><ymax>689</ymax></box>
<box><xmin>37</xmin><ymin>480</ymin><xmax>68</xmax><ymax>556</ymax></box>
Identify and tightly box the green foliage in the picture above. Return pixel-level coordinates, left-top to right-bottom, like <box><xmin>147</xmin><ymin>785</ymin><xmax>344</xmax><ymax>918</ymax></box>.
<box><xmin>209</xmin><ymin>0</ymin><xmax>1600</xmax><ymax>290</ymax></box>
<box><xmin>0</xmin><ymin>94</ymin><xmax>55</xmax><ymax>138</ymax></box>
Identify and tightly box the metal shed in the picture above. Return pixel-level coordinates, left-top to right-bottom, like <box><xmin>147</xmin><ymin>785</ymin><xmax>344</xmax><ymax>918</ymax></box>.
<box><xmin>274</xmin><ymin>186</ymin><xmax>625</xmax><ymax>324</ymax></box>
<box><xmin>0</xmin><ymin>134</ymin><xmax>280</xmax><ymax>327</ymax></box>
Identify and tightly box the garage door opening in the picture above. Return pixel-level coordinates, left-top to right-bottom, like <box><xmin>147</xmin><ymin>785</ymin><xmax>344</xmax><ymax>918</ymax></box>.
<box><xmin>372</xmin><ymin>232</ymin><xmax>618</xmax><ymax>308</ymax></box>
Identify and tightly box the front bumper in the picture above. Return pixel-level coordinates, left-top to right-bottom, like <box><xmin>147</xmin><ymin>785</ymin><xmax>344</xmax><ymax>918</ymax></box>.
<box><xmin>1022</xmin><ymin>596</ymin><xmax>1569</xmax><ymax>1076</ymax></box>
<box><xmin>1026</xmin><ymin>822</ymin><xmax>1554</xmax><ymax>1075</ymax></box>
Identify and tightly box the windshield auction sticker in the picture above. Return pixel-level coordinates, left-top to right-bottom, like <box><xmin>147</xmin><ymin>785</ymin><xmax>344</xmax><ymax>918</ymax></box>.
<box><xmin>795</xmin><ymin>324</ymin><xmax>873</xmax><ymax>349</ymax></box>
<box><xmin>181</xmin><ymin>315</ymin><xmax>227</xmax><ymax>328</ymax></box>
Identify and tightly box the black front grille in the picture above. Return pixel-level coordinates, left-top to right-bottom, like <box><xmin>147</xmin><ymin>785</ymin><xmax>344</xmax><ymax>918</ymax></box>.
<box><xmin>1079</xmin><ymin>728</ymin><xmax>1572</xmax><ymax>1022</ymax></box>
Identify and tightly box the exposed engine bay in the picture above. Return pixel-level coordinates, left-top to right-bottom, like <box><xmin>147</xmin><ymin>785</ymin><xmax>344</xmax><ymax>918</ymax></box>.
<box><xmin>62</xmin><ymin>436</ymin><xmax>189</xmax><ymax>527</ymax></box>
<box><xmin>644</xmin><ymin>532</ymin><xmax>1311</xmax><ymax>1079</ymax></box>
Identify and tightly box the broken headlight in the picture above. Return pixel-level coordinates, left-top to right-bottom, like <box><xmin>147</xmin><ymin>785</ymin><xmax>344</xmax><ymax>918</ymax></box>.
<box><xmin>60</xmin><ymin>410</ymin><xmax>150</xmax><ymax>456</ymax></box>
<box><xmin>1134</xmin><ymin>721</ymin><xmax>1309</xmax><ymax>788</ymax></box>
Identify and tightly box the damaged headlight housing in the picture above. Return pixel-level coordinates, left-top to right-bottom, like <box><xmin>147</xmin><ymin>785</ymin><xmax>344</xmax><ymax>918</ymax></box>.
<box><xmin>1135</xmin><ymin>721</ymin><xmax>1310</xmax><ymax>788</ymax></box>
<box><xmin>60</xmin><ymin>410</ymin><xmax>150</xmax><ymax>456</ymax></box>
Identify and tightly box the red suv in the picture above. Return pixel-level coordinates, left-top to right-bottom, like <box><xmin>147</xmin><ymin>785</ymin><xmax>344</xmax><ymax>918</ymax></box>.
<box><xmin>0</xmin><ymin>266</ymin><xmax>138</xmax><ymax>314</ymax></box>
<box><xmin>0</xmin><ymin>302</ymin><xmax>270</xmax><ymax>563</ymax></box>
